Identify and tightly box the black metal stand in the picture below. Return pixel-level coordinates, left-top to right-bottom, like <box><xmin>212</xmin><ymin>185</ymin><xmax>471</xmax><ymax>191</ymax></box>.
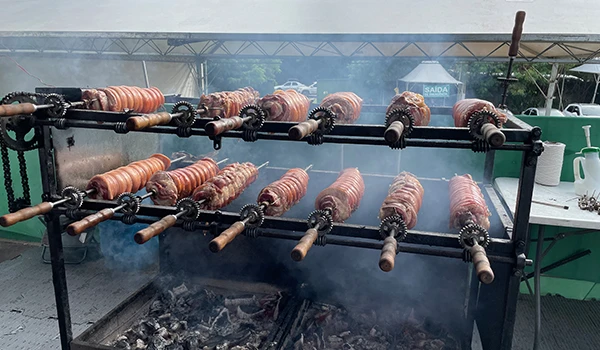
<box><xmin>1</xmin><ymin>87</ymin><xmax>542</xmax><ymax>350</ymax></box>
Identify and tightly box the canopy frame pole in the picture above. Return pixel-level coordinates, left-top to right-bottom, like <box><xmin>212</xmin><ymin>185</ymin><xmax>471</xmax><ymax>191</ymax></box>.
<box><xmin>545</xmin><ymin>63</ymin><xmax>559</xmax><ymax>116</ymax></box>
<box><xmin>592</xmin><ymin>74</ymin><xmax>600</xmax><ymax>104</ymax></box>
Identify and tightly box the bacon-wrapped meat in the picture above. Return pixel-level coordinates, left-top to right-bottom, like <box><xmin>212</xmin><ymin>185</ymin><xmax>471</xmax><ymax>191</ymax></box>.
<box><xmin>199</xmin><ymin>87</ymin><xmax>259</xmax><ymax>119</ymax></box>
<box><xmin>449</xmin><ymin>174</ymin><xmax>491</xmax><ymax>230</ymax></box>
<box><xmin>452</xmin><ymin>99</ymin><xmax>507</xmax><ymax>127</ymax></box>
<box><xmin>257</xmin><ymin>168</ymin><xmax>309</xmax><ymax>216</ymax></box>
<box><xmin>145</xmin><ymin>158</ymin><xmax>220</xmax><ymax>206</ymax></box>
<box><xmin>378</xmin><ymin>172</ymin><xmax>424</xmax><ymax>229</ymax></box>
<box><xmin>386</xmin><ymin>91</ymin><xmax>431</xmax><ymax>126</ymax></box>
<box><xmin>258</xmin><ymin>89</ymin><xmax>310</xmax><ymax>122</ymax></box>
<box><xmin>86</xmin><ymin>154</ymin><xmax>171</xmax><ymax>200</ymax></box>
<box><xmin>321</xmin><ymin>92</ymin><xmax>363</xmax><ymax>124</ymax></box>
<box><xmin>192</xmin><ymin>162</ymin><xmax>259</xmax><ymax>210</ymax></box>
<box><xmin>83</xmin><ymin>86</ymin><xmax>164</xmax><ymax>113</ymax></box>
<box><xmin>315</xmin><ymin>168</ymin><xmax>364</xmax><ymax>222</ymax></box>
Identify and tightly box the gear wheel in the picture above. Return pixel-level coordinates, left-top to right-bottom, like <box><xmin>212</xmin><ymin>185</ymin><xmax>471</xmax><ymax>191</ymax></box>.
<box><xmin>379</xmin><ymin>215</ymin><xmax>408</xmax><ymax>241</ymax></box>
<box><xmin>385</xmin><ymin>108</ymin><xmax>415</xmax><ymax>135</ymax></box>
<box><xmin>467</xmin><ymin>110</ymin><xmax>501</xmax><ymax>140</ymax></box>
<box><xmin>239</xmin><ymin>104</ymin><xmax>265</xmax><ymax>131</ymax></box>
<box><xmin>308</xmin><ymin>107</ymin><xmax>336</xmax><ymax>134</ymax></box>
<box><xmin>0</xmin><ymin>93</ymin><xmax>39</xmax><ymax>151</ymax></box>
<box><xmin>171</xmin><ymin>101</ymin><xmax>197</xmax><ymax>127</ymax></box>
<box><xmin>176</xmin><ymin>198</ymin><xmax>200</xmax><ymax>221</ymax></box>
<box><xmin>307</xmin><ymin>209</ymin><xmax>333</xmax><ymax>235</ymax></box>
<box><xmin>458</xmin><ymin>223</ymin><xmax>490</xmax><ymax>248</ymax></box>
<box><xmin>61</xmin><ymin>186</ymin><xmax>85</xmax><ymax>209</ymax></box>
<box><xmin>43</xmin><ymin>93</ymin><xmax>67</xmax><ymax>118</ymax></box>
<box><xmin>117</xmin><ymin>192</ymin><xmax>141</xmax><ymax>215</ymax></box>
<box><xmin>239</xmin><ymin>203</ymin><xmax>265</xmax><ymax>228</ymax></box>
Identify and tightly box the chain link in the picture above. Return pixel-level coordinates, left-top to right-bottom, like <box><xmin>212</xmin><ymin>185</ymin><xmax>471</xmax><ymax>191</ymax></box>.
<box><xmin>0</xmin><ymin>137</ymin><xmax>16</xmax><ymax>212</ymax></box>
<box><xmin>17</xmin><ymin>150</ymin><xmax>30</xmax><ymax>207</ymax></box>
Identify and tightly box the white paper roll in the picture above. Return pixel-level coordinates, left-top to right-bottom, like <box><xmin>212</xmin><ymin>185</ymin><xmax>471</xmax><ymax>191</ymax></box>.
<box><xmin>535</xmin><ymin>141</ymin><xmax>566</xmax><ymax>186</ymax></box>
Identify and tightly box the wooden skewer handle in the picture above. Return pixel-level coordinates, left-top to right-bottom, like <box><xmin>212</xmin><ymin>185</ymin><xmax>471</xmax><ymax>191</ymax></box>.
<box><xmin>291</xmin><ymin>228</ymin><xmax>319</xmax><ymax>262</ymax></box>
<box><xmin>0</xmin><ymin>103</ymin><xmax>36</xmax><ymax>117</ymax></box>
<box><xmin>481</xmin><ymin>123</ymin><xmax>506</xmax><ymax>147</ymax></box>
<box><xmin>470</xmin><ymin>244</ymin><xmax>495</xmax><ymax>284</ymax></box>
<box><xmin>204</xmin><ymin>116</ymin><xmax>244</xmax><ymax>136</ymax></box>
<box><xmin>66</xmin><ymin>208</ymin><xmax>115</xmax><ymax>236</ymax></box>
<box><xmin>125</xmin><ymin>112</ymin><xmax>172</xmax><ymax>130</ymax></box>
<box><xmin>384</xmin><ymin>121</ymin><xmax>405</xmax><ymax>144</ymax></box>
<box><xmin>0</xmin><ymin>202</ymin><xmax>53</xmax><ymax>227</ymax></box>
<box><xmin>134</xmin><ymin>215</ymin><xmax>178</xmax><ymax>244</ymax></box>
<box><xmin>209</xmin><ymin>221</ymin><xmax>246</xmax><ymax>252</ymax></box>
<box><xmin>288</xmin><ymin>119</ymin><xmax>320</xmax><ymax>140</ymax></box>
<box><xmin>379</xmin><ymin>236</ymin><xmax>398</xmax><ymax>272</ymax></box>
<box><xmin>509</xmin><ymin>11</ymin><xmax>526</xmax><ymax>57</ymax></box>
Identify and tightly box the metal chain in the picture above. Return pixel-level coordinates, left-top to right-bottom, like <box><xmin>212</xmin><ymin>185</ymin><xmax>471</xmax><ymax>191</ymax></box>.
<box><xmin>17</xmin><ymin>150</ymin><xmax>31</xmax><ymax>207</ymax></box>
<box><xmin>0</xmin><ymin>137</ymin><xmax>16</xmax><ymax>212</ymax></box>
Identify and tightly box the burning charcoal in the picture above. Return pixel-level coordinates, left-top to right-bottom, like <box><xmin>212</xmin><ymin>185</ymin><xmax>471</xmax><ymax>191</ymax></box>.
<box><xmin>135</xmin><ymin>339</ymin><xmax>147</xmax><ymax>349</ymax></box>
<box><xmin>224</xmin><ymin>296</ymin><xmax>258</xmax><ymax>307</ymax></box>
<box><xmin>150</xmin><ymin>300</ymin><xmax>163</xmax><ymax>314</ymax></box>
<box><xmin>115</xmin><ymin>335</ymin><xmax>131</xmax><ymax>349</ymax></box>
<box><xmin>172</xmin><ymin>284</ymin><xmax>189</xmax><ymax>298</ymax></box>
<box><xmin>156</xmin><ymin>327</ymin><xmax>169</xmax><ymax>339</ymax></box>
<box><xmin>158</xmin><ymin>313</ymin><xmax>172</xmax><ymax>321</ymax></box>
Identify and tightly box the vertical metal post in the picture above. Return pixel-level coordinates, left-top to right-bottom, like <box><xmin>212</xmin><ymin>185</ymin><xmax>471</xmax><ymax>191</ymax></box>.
<box><xmin>141</xmin><ymin>61</ymin><xmax>150</xmax><ymax>88</ymax></box>
<box><xmin>37</xmin><ymin>125</ymin><xmax>72</xmax><ymax>350</ymax></box>
<box><xmin>533</xmin><ymin>225</ymin><xmax>545</xmax><ymax>350</ymax></box>
<box><xmin>544</xmin><ymin>63</ymin><xmax>559</xmax><ymax>116</ymax></box>
<box><xmin>483</xmin><ymin>150</ymin><xmax>496</xmax><ymax>184</ymax></box>
<box><xmin>592</xmin><ymin>74</ymin><xmax>600</xmax><ymax>104</ymax></box>
<box><xmin>196</xmin><ymin>58</ymin><xmax>207</xmax><ymax>96</ymax></box>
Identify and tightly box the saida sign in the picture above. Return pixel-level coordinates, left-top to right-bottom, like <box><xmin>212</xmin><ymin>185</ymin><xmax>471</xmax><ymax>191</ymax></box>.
<box><xmin>423</xmin><ymin>84</ymin><xmax>451</xmax><ymax>98</ymax></box>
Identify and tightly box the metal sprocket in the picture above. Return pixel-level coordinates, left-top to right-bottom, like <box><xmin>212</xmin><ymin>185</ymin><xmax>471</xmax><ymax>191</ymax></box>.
<box><xmin>458</xmin><ymin>223</ymin><xmax>490</xmax><ymax>248</ymax></box>
<box><xmin>177</xmin><ymin>198</ymin><xmax>200</xmax><ymax>221</ymax></box>
<box><xmin>379</xmin><ymin>215</ymin><xmax>408</xmax><ymax>241</ymax></box>
<box><xmin>0</xmin><ymin>93</ymin><xmax>39</xmax><ymax>151</ymax></box>
<box><xmin>239</xmin><ymin>104</ymin><xmax>265</xmax><ymax>131</ymax></box>
<box><xmin>467</xmin><ymin>110</ymin><xmax>501</xmax><ymax>140</ymax></box>
<box><xmin>240</xmin><ymin>203</ymin><xmax>265</xmax><ymax>228</ymax></box>
<box><xmin>307</xmin><ymin>209</ymin><xmax>333</xmax><ymax>235</ymax></box>
<box><xmin>172</xmin><ymin>101</ymin><xmax>197</xmax><ymax>127</ymax></box>
<box><xmin>385</xmin><ymin>107</ymin><xmax>415</xmax><ymax>135</ymax></box>
<box><xmin>117</xmin><ymin>192</ymin><xmax>141</xmax><ymax>215</ymax></box>
<box><xmin>43</xmin><ymin>93</ymin><xmax>67</xmax><ymax>118</ymax></box>
<box><xmin>308</xmin><ymin>107</ymin><xmax>336</xmax><ymax>134</ymax></box>
<box><xmin>61</xmin><ymin>186</ymin><xmax>85</xmax><ymax>209</ymax></box>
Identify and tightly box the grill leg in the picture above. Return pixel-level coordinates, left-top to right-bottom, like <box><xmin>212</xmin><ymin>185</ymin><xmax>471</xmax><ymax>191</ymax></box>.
<box><xmin>47</xmin><ymin>213</ymin><xmax>73</xmax><ymax>350</ymax></box>
<box><xmin>533</xmin><ymin>225</ymin><xmax>545</xmax><ymax>350</ymax></box>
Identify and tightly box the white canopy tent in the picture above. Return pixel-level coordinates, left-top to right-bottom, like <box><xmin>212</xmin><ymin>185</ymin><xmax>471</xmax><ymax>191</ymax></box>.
<box><xmin>398</xmin><ymin>61</ymin><xmax>464</xmax><ymax>106</ymax></box>
<box><xmin>570</xmin><ymin>62</ymin><xmax>600</xmax><ymax>104</ymax></box>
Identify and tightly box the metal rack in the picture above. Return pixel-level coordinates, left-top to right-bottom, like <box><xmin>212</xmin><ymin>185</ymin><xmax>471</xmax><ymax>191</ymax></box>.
<box><xmin>0</xmin><ymin>85</ymin><xmax>541</xmax><ymax>350</ymax></box>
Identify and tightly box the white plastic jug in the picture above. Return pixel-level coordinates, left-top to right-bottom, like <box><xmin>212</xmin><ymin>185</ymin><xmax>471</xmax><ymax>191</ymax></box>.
<box><xmin>573</xmin><ymin>147</ymin><xmax>600</xmax><ymax>196</ymax></box>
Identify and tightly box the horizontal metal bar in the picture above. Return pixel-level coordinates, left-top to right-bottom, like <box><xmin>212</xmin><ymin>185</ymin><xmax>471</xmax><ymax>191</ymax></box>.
<box><xmin>65</xmin><ymin>200</ymin><xmax>514</xmax><ymax>254</ymax></box>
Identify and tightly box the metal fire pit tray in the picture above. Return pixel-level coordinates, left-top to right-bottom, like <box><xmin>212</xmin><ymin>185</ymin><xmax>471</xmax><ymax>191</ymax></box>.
<box><xmin>281</xmin><ymin>300</ymin><xmax>461</xmax><ymax>350</ymax></box>
<box><xmin>71</xmin><ymin>277</ymin><xmax>302</xmax><ymax>350</ymax></box>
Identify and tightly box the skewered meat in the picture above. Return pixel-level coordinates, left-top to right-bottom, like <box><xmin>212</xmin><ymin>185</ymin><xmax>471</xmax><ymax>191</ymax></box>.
<box><xmin>315</xmin><ymin>168</ymin><xmax>364</xmax><ymax>222</ymax></box>
<box><xmin>379</xmin><ymin>172</ymin><xmax>424</xmax><ymax>229</ymax></box>
<box><xmin>386</xmin><ymin>91</ymin><xmax>431</xmax><ymax>126</ymax></box>
<box><xmin>321</xmin><ymin>92</ymin><xmax>363</xmax><ymax>124</ymax></box>
<box><xmin>83</xmin><ymin>86</ymin><xmax>164</xmax><ymax>113</ymax></box>
<box><xmin>86</xmin><ymin>154</ymin><xmax>171</xmax><ymax>200</ymax></box>
<box><xmin>192</xmin><ymin>162</ymin><xmax>259</xmax><ymax>210</ymax></box>
<box><xmin>199</xmin><ymin>87</ymin><xmax>259</xmax><ymax>118</ymax></box>
<box><xmin>258</xmin><ymin>89</ymin><xmax>311</xmax><ymax>122</ymax></box>
<box><xmin>257</xmin><ymin>168</ymin><xmax>309</xmax><ymax>216</ymax></box>
<box><xmin>452</xmin><ymin>99</ymin><xmax>507</xmax><ymax>127</ymax></box>
<box><xmin>145</xmin><ymin>158</ymin><xmax>220</xmax><ymax>206</ymax></box>
<box><xmin>449</xmin><ymin>174</ymin><xmax>491</xmax><ymax>230</ymax></box>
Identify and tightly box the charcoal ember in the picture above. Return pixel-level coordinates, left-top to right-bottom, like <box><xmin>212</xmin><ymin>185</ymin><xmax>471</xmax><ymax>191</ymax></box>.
<box><xmin>112</xmin><ymin>284</ymin><xmax>282</xmax><ymax>349</ymax></box>
<box><xmin>286</xmin><ymin>303</ymin><xmax>458</xmax><ymax>350</ymax></box>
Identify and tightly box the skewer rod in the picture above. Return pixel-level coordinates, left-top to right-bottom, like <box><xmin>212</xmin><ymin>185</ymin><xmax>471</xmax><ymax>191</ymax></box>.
<box><xmin>532</xmin><ymin>199</ymin><xmax>568</xmax><ymax>210</ymax></box>
<box><xmin>304</xmin><ymin>164</ymin><xmax>313</xmax><ymax>172</ymax></box>
<box><xmin>257</xmin><ymin>161</ymin><xmax>269</xmax><ymax>170</ymax></box>
<box><xmin>216</xmin><ymin>158</ymin><xmax>229</xmax><ymax>165</ymax></box>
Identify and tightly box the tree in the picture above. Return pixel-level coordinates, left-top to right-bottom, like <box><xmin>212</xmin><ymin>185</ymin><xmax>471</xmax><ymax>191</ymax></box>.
<box><xmin>206</xmin><ymin>59</ymin><xmax>281</xmax><ymax>96</ymax></box>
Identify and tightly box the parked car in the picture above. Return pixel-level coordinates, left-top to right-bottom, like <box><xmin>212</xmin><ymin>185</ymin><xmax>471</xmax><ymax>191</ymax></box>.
<box><xmin>274</xmin><ymin>80</ymin><xmax>307</xmax><ymax>92</ymax></box>
<box><xmin>300</xmin><ymin>82</ymin><xmax>317</xmax><ymax>96</ymax></box>
<box><xmin>563</xmin><ymin>103</ymin><xmax>600</xmax><ymax>117</ymax></box>
<box><xmin>521</xmin><ymin>107</ymin><xmax>565</xmax><ymax>116</ymax></box>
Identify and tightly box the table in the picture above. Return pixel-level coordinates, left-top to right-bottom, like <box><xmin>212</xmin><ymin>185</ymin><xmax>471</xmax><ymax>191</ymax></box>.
<box><xmin>494</xmin><ymin>177</ymin><xmax>599</xmax><ymax>350</ymax></box>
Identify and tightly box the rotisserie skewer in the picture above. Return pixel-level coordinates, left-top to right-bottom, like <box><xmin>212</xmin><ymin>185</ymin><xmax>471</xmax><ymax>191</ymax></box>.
<box><xmin>377</xmin><ymin>172</ymin><xmax>424</xmax><ymax>272</ymax></box>
<box><xmin>291</xmin><ymin>168</ymin><xmax>364</xmax><ymax>261</ymax></box>
<box><xmin>449</xmin><ymin>174</ymin><xmax>494</xmax><ymax>284</ymax></box>
<box><xmin>134</xmin><ymin>161</ymin><xmax>269</xmax><ymax>244</ymax></box>
<box><xmin>125</xmin><ymin>101</ymin><xmax>198</xmax><ymax>131</ymax></box>
<box><xmin>288</xmin><ymin>92</ymin><xmax>362</xmax><ymax>142</ymax></box>
<box><xmin>383</xmin><ymin>91</ymin><xmax>430</xmax><ymax>146</ymax></box>
<box><xmin>0</xmin><ymin>93</ymin><xmax>84</xmax><ymax>118</ymax></box>
<box><xmin>209</xmin><ymin>164</ymin><xmax>312</xmax><ymax>252</ymax></box>
<box><xmin>452</xmin><ymin>99</ymin><xmax>507</xmax><ymax>147</ymax></box>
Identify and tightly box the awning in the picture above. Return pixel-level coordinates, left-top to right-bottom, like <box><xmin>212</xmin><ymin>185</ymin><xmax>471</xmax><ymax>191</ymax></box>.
<box><xmin>399</xmin><ymin>61</ymin><xmax>462</xmax><ymax>85</ymax></box>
